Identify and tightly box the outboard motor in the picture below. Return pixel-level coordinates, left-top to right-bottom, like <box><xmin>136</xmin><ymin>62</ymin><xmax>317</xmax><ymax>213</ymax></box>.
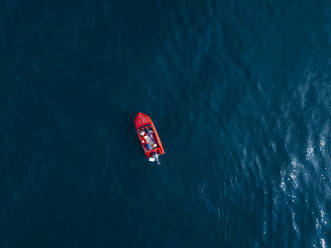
<box><xmin>149</xmin><ymin>153</ymin><xmax>160</xmax><ymax>165</ymax></box>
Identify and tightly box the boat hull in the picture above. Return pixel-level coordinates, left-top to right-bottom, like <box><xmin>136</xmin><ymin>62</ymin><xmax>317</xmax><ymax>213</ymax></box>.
<box><xmin>135</xmin><ymin>112</ymin><xmax>164</xmax><ymax>159</ymax></box>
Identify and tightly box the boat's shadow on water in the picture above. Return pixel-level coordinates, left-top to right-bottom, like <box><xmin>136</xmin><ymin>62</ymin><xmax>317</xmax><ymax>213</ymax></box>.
<box><xmin>103</xmin><ymin>109</ymin><xmax>155</xmax><ymax>192</ymax></box>
<box><xmin>108</xmin><ymin>110</ymin><xmax>143</xmax><ymax>163</ymax></box>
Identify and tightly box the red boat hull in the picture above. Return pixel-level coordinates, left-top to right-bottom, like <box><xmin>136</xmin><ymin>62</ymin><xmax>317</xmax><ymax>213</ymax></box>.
<box><xmin>135</xmin><ymin>112</ymin><xmax>164</xmax><ymax>159</ymax></box>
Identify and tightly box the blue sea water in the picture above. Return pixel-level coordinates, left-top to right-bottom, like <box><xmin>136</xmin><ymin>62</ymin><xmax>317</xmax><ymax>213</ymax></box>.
<box><xmin>0</xmin><ymin>0</ymin><xmax>331</xmax><ymax>247</ymax></box>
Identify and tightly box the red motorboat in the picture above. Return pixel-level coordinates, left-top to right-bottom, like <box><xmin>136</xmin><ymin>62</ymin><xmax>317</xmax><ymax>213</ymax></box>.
<box><xmin>135</xmin><ymin>112</ymin><xmax>164</xmax><ymax>163</ymax></box>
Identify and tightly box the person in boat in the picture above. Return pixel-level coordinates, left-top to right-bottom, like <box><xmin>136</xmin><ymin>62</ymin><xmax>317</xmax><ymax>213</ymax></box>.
<box><xmin>139</xmin><ymin>129</ymin><xmax>145</xmax><ymax>136</ymax></box>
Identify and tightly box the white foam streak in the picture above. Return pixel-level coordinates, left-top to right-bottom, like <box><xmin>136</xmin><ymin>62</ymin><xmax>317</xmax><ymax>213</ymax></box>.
<box><xmin>306</xmin><ymin>137</ymin><xmax>315</xmax><ymax>161</ymax></box>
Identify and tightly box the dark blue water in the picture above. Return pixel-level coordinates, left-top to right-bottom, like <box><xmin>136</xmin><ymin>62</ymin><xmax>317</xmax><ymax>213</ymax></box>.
<box><xmin>1</xmin><ymin>0</ymin><xmax>331</xmax><ymax>247</ymax></box>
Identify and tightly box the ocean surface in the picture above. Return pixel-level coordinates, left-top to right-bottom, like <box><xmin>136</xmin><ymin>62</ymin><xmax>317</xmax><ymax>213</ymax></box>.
<box><xmin>0</xmin><ymin>0</ymin><xmax>331</xmax><ymax>247</ymax></box>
